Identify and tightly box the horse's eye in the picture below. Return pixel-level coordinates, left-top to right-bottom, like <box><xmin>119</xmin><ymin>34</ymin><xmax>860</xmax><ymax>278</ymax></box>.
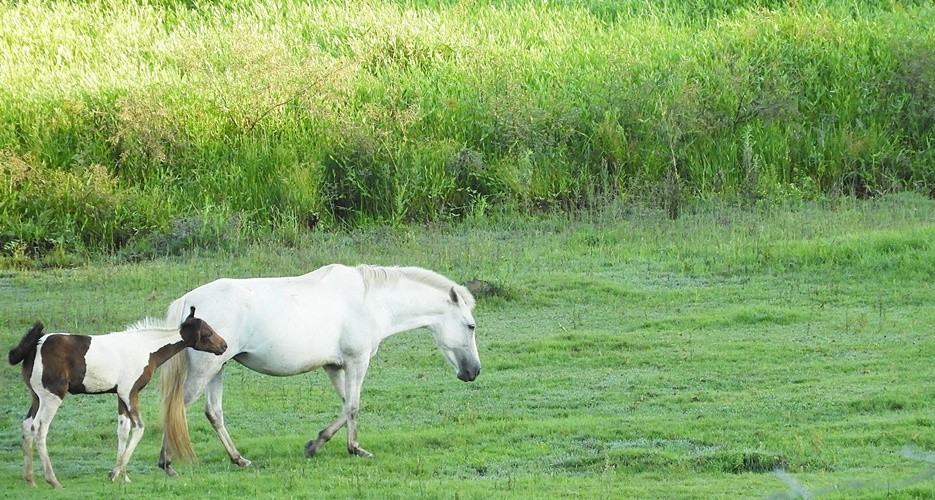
<box><xmin>468</xmin><ymin>324</ymin><xmax>476</xmax><ymax>331</ymax></box>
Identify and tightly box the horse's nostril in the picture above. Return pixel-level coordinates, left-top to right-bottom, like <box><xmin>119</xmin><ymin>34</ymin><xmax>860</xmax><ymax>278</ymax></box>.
<box><xmin>458</xmin><ymin>367</ymin><xmax>479</xmax><ymax>382</ymax></box>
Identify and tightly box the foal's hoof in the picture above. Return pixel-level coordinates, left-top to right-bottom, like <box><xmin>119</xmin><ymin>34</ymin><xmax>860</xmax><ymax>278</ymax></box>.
<box><xmin>108</xmin><ymin>468</ymin><xmax>131</xmax><ymax>483</ymax></box>
<box><xmin>232</xmin><ymin>456</ymin><xmax>252</xmax><ymax>467</ymax></box>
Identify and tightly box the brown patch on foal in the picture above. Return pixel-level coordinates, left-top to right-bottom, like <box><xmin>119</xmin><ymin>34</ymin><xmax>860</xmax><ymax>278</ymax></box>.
<box><xmin>39</xmin><ymin>335</ymin><xmax>103</xmax><ymax>397</ymax></box>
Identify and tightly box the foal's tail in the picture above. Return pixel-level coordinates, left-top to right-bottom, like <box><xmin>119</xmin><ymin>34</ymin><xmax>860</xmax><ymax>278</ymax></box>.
<box><xmin>161</xmin><ymin>298</ymin><xmax>197</xmax><ymax>462</ymax></box>
<box><xmin>8</xmin><ymin>321</ymin><xmax>44</xmax><ymax>365</ymax></box>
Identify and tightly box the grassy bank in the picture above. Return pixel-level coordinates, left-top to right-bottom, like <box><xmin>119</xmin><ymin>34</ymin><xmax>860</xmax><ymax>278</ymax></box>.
<box><xmin>1</xmin><ymin>0</ymin><xmax>934</xmax><ymax>261</ymax></box>
<box><xmin>1</xmin><ymin>196</ymin><xmax>934</xmax><ymax>497</ymax></box>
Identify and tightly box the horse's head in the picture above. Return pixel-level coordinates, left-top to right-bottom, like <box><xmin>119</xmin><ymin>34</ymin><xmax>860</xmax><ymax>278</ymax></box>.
<box><xmin>181</xmin><ymin>306</ymin><xmax>228</xmax><ymax>356</ymax></box>
<box><xmin>433</xmin><ymin>287</ymin><xmax>481</xmax><ymax>382</ymax></box>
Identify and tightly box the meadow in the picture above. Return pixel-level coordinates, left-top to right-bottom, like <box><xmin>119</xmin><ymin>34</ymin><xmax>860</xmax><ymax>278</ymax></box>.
<box><xmin>1</xmin><ymin>0</ymin><xmax>934</xmax><ymax>262</ymax></box>
<box><xmin>1</xmin><ymin>195</ymin><xmax>934</xmax><ymax>498</ymax></box>
<box><xmin>2</xmin><ymin>0</ymin><xmax>935</xmax><ymax>496</ymax></box>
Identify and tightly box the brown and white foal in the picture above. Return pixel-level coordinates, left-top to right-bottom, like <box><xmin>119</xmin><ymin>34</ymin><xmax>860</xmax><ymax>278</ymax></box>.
<box><xmin>7</xmin><ymin>306</ymin><xmax>227</xmax><ymax>488</ymax></box>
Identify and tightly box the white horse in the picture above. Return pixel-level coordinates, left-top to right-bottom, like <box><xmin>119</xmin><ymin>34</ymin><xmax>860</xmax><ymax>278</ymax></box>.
<box><xmin>8</xmin><ymin>307</ymin><xmax>227</xmax><ymax>488</ymax></box>
<box><xmin>158</xmin><ymin>264</ymin><xmax>480</xmax><ymax>476</ymax></box>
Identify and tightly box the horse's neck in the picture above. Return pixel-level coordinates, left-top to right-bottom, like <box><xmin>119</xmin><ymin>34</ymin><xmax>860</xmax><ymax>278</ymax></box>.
<box><xmin>372</xmin><ymin>281</ymin><xmax>446</xmax><ymax>337</ymax></box>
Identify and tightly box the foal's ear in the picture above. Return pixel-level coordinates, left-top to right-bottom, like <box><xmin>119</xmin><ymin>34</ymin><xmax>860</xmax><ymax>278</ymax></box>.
<box><xmin>187</xmin><ymin>306</ymin><xmax>196</xmax><ymax>320</ymax></box>
<box><xmin>449</xmin><ymin>287</ymin><xmax>460</xmax><ymax>304</ymax></box>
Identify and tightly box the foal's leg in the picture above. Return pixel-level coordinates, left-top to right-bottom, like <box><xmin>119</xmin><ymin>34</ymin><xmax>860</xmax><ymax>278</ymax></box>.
<box><xmin>34</xmin><ymin>396</ymin><xmax>64</xmax><ymax>489</ymax></box>
<box><xmin>111</xmin><ymin>396</ymin><xmax>144</xmax><ymax>483</ymax></box>
<box><xmin>204</xmin><ymin>367</ymin><xmax>251</xmax><ymax>467</ymax></box>
<box><xmin>22</xmin><ymin>391</ymin><xmax>39</xmax><ymax>487</ymax></box>
<box><xmin>305</xmin><ymin>365</ymin><xmax>348</xmax><ymax>457</ymax></box>
<box><xmin>22</xmin><ymin>418</ymin><xmax>37</xmax><ymax>487</ymax></box>
<box><xmin>111</xmin><ymin>408</ymin><xmax>131</xmax><ymax>481</ymax></box>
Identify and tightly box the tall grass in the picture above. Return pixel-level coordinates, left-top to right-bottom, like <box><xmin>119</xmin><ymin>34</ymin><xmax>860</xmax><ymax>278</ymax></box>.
<box><xmin>1</xmin><ymin>0</ymin><xmax>933</xmax><ymax>261</ymax></box>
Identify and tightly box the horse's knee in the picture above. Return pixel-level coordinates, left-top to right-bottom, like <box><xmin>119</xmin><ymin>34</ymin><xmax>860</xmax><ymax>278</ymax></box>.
<box><xmin>204</xmin><ymin>409</ymin><xmax>221</xmax><ymax>428</ymax></box>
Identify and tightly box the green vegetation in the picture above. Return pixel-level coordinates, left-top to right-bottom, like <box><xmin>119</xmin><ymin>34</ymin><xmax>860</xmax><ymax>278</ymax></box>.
<box><xmin>2</xmin><ymin>0</ymin><xmax>934</xmax><ymax>262</ymax></box>
<box><xmin>1</xmin><ymin>195</ymin><xmax>934</xmax><ymax>497</ymax></box>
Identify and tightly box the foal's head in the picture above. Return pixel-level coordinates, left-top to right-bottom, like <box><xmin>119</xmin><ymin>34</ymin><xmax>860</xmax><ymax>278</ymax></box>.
<box><xmin>180</xmin><ymin>307</ymin><xmax>227</xmax><ymax>355</ymax></box>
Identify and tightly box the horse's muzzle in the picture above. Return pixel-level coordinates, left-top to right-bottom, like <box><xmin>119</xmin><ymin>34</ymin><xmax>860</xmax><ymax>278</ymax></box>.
<box><xmin>457</xmin><ymin>365</ymin><xmax>480</xmax><ymax>382</ymax></box>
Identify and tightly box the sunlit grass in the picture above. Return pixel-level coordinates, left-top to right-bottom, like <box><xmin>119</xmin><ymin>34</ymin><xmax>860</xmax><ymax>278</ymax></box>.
<box><xmin>1</xmin><ymin>0</ymin><xmax>934</xmax><ymax>261</ymax></box>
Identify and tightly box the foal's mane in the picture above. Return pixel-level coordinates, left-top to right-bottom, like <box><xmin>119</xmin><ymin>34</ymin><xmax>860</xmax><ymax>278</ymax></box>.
<box><xmin>124</xmin><ymin>317</ymin><xmax>177</xmax><ymax>333</ymax></box>
<box><xmin>355</xmin><ymin>265</ymin><xmax>476</xmax><ymax>309</ymax></box>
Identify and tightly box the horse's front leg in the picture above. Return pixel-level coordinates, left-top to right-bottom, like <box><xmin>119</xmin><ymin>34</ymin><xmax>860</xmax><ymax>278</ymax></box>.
<box><xmin>111</xmin><ymin>398</ymin><xmax>144</xmax><ymax>483</ymax></box>
<box><xmin>305</xmin><ymin>365</ymin><xmax>348</xmax><ymax>457</ymax></box>
<box><xmin>204</xmin><ymin>368</ymin><xmax>251</xmax><ymax>467</ymax></box>
<box><xmin>109</xmin><ymin>408</ymin><xmax>132</xmax><ymax>482</ymax></box>
<box><xmin>342</xmin><ymin>359</ymin><xmax>373</xmax><ymax>458</ymax></box>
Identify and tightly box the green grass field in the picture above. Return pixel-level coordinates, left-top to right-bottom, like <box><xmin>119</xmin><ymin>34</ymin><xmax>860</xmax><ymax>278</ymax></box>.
<box><xmin>1</xmin><ymin>196</ymin><xmax>934</xmax><ymax>498</ymax></box>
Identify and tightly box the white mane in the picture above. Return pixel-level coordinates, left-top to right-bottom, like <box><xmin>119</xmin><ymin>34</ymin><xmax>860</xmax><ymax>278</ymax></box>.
<box><xmin>355</xmin><ymin>265</ymin><xmax>476</xmax><ymax>309</ymax></box>
<box><xmin>124</xmin><ymin>317</ymin><xmax>177</xmax><ymax>334</ymax></box>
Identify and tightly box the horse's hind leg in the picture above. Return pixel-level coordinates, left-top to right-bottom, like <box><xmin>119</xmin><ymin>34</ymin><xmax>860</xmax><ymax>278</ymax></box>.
<box><xmin>204</xmin><ymin>368</ymin><xmax>251</xmax><ymax>467</ymax></box>
<box><xmin>159</xmin><ymin>355</ymin><xmax>216</xmax><ymax>476</ymax></box>
<box><xmin>34</xmin><ymin>395</ymin><xmax>63</xmax><ymax>488</ymax></box>
<box><xmin>22</xmin><ymin>391</ymin><xmax>39</xmax><ymax>487</ymax></box>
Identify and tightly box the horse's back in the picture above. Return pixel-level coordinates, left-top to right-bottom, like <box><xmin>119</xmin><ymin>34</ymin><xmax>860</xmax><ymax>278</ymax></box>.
<box><xmin>173</xmin><ymin>265</ymin><xmax>367</xmax><ymax>376</ymax></box>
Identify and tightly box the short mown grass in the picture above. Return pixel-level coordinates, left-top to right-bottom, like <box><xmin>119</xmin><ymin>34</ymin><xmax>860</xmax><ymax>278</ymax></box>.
<box><xmin>1</xmin><ymin>195</ymin><xmax>934</xmax><ymax>498</ymax></box>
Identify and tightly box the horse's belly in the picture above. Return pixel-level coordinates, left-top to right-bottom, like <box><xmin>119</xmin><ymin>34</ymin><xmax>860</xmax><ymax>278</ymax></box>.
<box><xmin>233</xmin><ymin>348</ymin><xmax>333</xmax><ymax>376</ymax></box>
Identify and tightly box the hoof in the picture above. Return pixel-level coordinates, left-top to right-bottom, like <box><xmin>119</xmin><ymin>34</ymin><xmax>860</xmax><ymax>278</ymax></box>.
<box><xmin>159</xmin><ymin>460</ymin><xmax>177</xmax><ymax>477</ymax></box>
<box><xmin>304</xmin><ymin>440</ymin><xmax>321</xmax><ymax>458</ymax></box>
<box><xmin>232</xmin><ymin>456</ymin><xmax>252</xmax><ymax>467</ymax></box>
<box><xmin>107</xmin><ymin>468</ymin><xmax>129</xmax><ymax>482</ymax></box>
<box><xmin>48</xmin><ymin>479</ymin><xmax>63</xmax><ymax>489</ymax></box>
<box><xmin>25</xmin><ymin>478</ymin><xmax>36</xmax><ymax>488</ymax></box>
<box><xmin>349</xmin><ymin>447</ymin><xmax>374</xmax><ymax>458</ymax></box>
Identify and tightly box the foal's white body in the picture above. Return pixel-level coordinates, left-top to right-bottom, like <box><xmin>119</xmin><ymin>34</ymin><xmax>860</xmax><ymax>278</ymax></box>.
<box><xmin>33</xmin><ymin>329</ymin><xmax>172</xmax><ymax>393</ymax></box>
<box><xmin>11</xmin><ymin>311</ymin><xmax>226</xmax><ymax>488</ymax></box>
<box><xmin>159</xmin><ymin>264</ymin><xmax>481</xmax><ymax>475</ymax></box>
<box><xmin>23</xmin><ymin>325</ymin><xmax>182</xmax><ymax>486</ymax></box>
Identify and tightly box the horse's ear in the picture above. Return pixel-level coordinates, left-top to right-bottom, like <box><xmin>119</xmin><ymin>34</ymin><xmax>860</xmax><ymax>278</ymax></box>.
<box><xmin>449</xmin><ymin>287</ymin><xmax>459</xmax><ymax>304</ymax></box>
<box><xmin>188</xmin><ymin>306</ymin><xmax>196</xmax><ymax>320</ymax></box>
